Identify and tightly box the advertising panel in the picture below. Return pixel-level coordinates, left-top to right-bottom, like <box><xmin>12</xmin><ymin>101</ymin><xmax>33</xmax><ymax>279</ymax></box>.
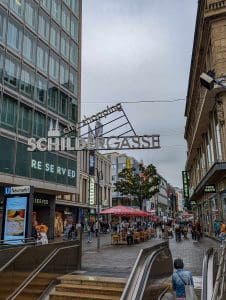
<box><xmin>3</xmin><ymin>196</ymin><xmax>28</xmax><ymax>243</ymax></box>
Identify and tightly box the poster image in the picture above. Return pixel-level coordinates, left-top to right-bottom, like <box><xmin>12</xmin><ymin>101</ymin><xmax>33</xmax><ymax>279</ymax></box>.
<box><xmin>3</xmin><ymin>196</ymin><xmax>28</xmax><ymax>242</ymax></box>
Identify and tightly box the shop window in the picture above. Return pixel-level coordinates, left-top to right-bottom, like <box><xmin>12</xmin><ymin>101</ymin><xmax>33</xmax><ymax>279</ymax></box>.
<box><xmin>49</xmin><ymin>52</ymin><xmax>59</xmax><ymax>80</ymax></box>
<box><xmin>71</xmin><ymin>15</ymin><xmax>78</xmax><ymax>42</ymax></box>
<box><xmin>70</xmin><ymin>41</ymin><xmax>78</xmax><ymax>68</ymax></box>
<box><xmin>37</xmin><ymin>41</ymin><xmax>49</xmax><ymax>73</ymax></box>
<box><xmin>51</xmin><ymin>0</ymin><xmax>61</xmax><ymax>24</ymax></box>
<box><xmin>33</xmin><ymin>111</ymin><xmax>45</xmax><ymax>138</ymax></box>
<box><xmin>16</xmin><ymin>142</ymin><xmax>30</xmax><ymax>177</ymax></box>
<box><xmin>4</xmin><ymin>55</ymin><xmax>20</xmax><ymax>89</ymax></box>
<box><xmin>25</xmin><ymin>0</ymin><xmax>37</xmax><ymax>30</ymax></box>
<box><xmin>59</xmin><ymin>91</ymin><xmax>68</xmax><ymax>116</ymax></box>
<box><xmin>18</xmin><ymin>103</ymin><xmax>32</xmax><ymax>134</ymax></box>
<box><xmin>7</xmin><ymin>18</ymin><xmax>22</xmax><ymax>52</ymax></box>
<box><xmin>62</xmin><ymin>4</ymin><xmax>71</xmax><ymax>33</ymax></box>
<box><xmin>0</xmin><ymin>10</ymin><xmax>6</xmax><ymax>43</ymax></box>
<box><xmin>69</xmin><ymin>67</ymin><xmax>78</xmax><ymax>95</ymax></box>
<box><xmin>0</xmin><ymin>136</ymin><xmax>15</xmax><ymax>174</ymax></box>
<box><xmin>1</xmin><ymin>94</ymin><xmax>17</xmax><ymax>130</ymax></box>
<box><xmin>50</xmin><ymin>23</ymin><xmax>60</xmax><ymax>51</ymax></box>
<box><xmin>38</xmin><ymin>10</ymin><xmax>50</xmax><ymax>42</ymax></box>
<box><xmin>34</xmin><ymin>74</ymin><xmax>47</xmax><ymax>104</ymax></box>
<box><xmin>20</xmin><ymin>66</ymin><xmax>35</xmax><ymax>98</ymax></box>
<box><xmin>48</xmin><ymin>83</ymin><xmax>58</xmax><ymax>111</ymax></box>
<box><xmin>61</xmin><ymin>32</ymin><xmax>70</xmax><ymax>60</ymax></box>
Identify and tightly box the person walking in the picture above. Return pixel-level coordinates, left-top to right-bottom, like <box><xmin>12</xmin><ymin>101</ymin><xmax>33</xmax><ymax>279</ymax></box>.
<box><xmin>214</xmin><ymin>219</ymin><xmax>221</xmax><ymax>237</ymax></box>
<box><xmin>172</xmin><ymin>258</ymin><xmax>196</xmax><ymax>300</ymax></box>
<box><xmin>219</xmin><ymin>221</ymin><xmax>226</xmax><ymax>247</ymax></box>
<box><xmin>87</xmin><ymin>222</ymin><xmax>93</xmax><ymax>243</ymax></box>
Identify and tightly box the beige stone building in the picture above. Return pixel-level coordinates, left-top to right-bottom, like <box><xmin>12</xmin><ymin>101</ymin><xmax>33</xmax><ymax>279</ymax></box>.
<box><xmin>185</xmin><ymin>0</ymin><xmax>226</xmax><ymax>234</ymax></box>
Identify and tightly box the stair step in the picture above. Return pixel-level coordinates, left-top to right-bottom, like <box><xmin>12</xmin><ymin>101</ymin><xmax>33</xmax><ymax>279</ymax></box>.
<box><xmin>55</xmin><ymin>283</ymin><xmax>124</xmax><ymax>296</ymax></box>
<box><xmin>59</xmin><ymin>275</ymin><xmax>127</xmax><ymax>288</ymax></box>
<box><xmin>49</xmin><ymin>290</ymin><xmax>120</xmax><ymax>300</ymax></box>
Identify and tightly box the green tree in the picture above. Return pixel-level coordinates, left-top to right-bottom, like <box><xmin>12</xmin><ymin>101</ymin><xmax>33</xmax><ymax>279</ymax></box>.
<box><xmin>114</xmin><ymin>164</ymin><xmax>160</xmax><ymax>209</ymax></box>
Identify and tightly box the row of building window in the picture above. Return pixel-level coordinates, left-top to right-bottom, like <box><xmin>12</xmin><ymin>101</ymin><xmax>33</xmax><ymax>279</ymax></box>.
<box><xmin>0</xmin><ymin>136</ymin><xmax>77</xmax><ymax>186</ymax></box>
<box><xmin>1</xmin><ymin>0</ymin><xmax>79</xmax><ymax>41</ymax></box>
<box><xmin>0</xmin><ymin>50</ymin><xmax>78</xmax><ymax>106</ymax></box>
<box><xmin>0</xmin><ymin>93</ymin><xmax>77</xmax><ymax>136</ymax></box>
<box><xmin>0</xmin><ymin>14</ymin><xmax>78</xmax><ymax>89</ymax></box>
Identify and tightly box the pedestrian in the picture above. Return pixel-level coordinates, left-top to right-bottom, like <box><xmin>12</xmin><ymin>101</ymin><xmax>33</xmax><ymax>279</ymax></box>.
<box><xmin>172</xmin><ymin>258</ymin><xmax>196</xmax><ymax>300</ymax></box>
<box><xmin>36</xmin><ymin>224</ymin><xmax>48</xmax><ymax>245</ymax></box>
<box><xmin>219</xmin><ymin>221</ymin><xmax>226</xmax><ymax>247</ymax></box>
<box><xmin>214</xmin><ymin>219</ymin><xmax>221</xmax><ymax>237</ymax></box>
<box><xmin>87</xmin><ymin>222</ymin><xmax>93</xmax><ymax>243</ymax></box>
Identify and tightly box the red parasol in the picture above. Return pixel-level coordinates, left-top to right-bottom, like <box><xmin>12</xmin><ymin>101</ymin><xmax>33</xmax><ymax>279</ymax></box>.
<box><xmin>100</xmin><ymin>205</ymin><xmax>150</xmax><ymax>217</ymax></box>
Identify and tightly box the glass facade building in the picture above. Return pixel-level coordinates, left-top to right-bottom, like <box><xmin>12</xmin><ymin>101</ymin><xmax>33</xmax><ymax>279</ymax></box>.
<box><xmin>0</xmin><ymin>0</ymin><xmax>81</xmax><ymax>192</ymax></box>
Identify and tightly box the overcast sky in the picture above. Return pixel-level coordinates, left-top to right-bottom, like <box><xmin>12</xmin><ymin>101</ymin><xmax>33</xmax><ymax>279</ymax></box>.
<box><xmin>81</xmin><ymin>0</ymin><xmax>198</xmax><ymax>188</ymax></box>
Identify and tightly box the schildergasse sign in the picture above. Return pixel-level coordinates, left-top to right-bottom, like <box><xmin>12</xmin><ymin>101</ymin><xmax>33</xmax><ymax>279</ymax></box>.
<box><xmin>27</xmin><ymin>103</ymin><xmax>161</xmax><ymax>152</ymax></box>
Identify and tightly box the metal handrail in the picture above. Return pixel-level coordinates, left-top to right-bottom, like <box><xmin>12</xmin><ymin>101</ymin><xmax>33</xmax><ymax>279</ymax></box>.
<box><xmin>211</xmin><ymin>244</ymin><xmax>226</xmax><ymax>300</ymax></box>
<box><xmin>201</xmin><ymin>247</ymin><xmax>215</xmax><ymax>300</ymax></box>
<box><xmin>121</xmin><ymin>241</ymin><xmax>172</xmax><ymax>300</ymax></box>
<box><xmin>7</xmin><ymin>243</ymin><xmax>80</xmax><ymax>300</ymax></box>
<box><xmin>0</xmin><ymin>246</ymin><xmax>27</xmax><ymax>272</ymax></box>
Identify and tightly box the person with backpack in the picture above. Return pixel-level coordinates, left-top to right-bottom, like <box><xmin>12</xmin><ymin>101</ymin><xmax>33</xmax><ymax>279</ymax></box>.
<box><xmin>172</xmin><ymin>258</ymin><xmax>196</xmax><ymax>300</ymax></box>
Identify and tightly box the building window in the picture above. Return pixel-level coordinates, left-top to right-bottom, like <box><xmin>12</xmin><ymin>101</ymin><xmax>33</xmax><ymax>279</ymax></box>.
<box><xmin>33</xmin><ymin>111</ymin><xmax>45</xmax><ymax>137</ymax></box>
<box><xmin>1</xmin><ymin>94</ymin><xmax>17</xmax><ymax>129</ymax></box>
<box><xmin>62</xmin><ymin>4</ymin><xmax>71</xmax><ymax>33</ymax></box>
<box><xmin>69</xmin><ymin>98</ymin><xmax>77</xmax><ymax>122</ymax></box>
<box><xmin>70</xmin><ymin>41</ymin><xmax>78</xmax><ymax>68</ymax></box>
<box><xmin>49</xmin><ymin>52</ymin><xmax>59</xmax><ymax>80</ymax></box>
<box><xmin>70</xmin><ymin>0</ymin><xmax>79</xmax><ymax>16</ymax></box>
<box><xmin>61</xmin><ymin>32</ymin><xmax>70</xmax><ymax>60</ymax></box>
<box><xmin>0</xmin><ymin>10</ymin><xmax>6</xmax><ymax>43</ymax></box>
<box><xmin>50</xmin><ymin>23</ymin><xmax>60</xmax><ymax>51</ymax></box>
<box><xmin>37</xmin><ymin>41</ymin><xmax>48</xmax><ymax>73</ymax></box>
<box><xmin>40</xmin><ymin>0</ymin><xmax>51</xmax><ymax>13</ymax></box>
<box><xmin>51</xmin><ymin>0</ymin><xmax>61</xmax><ymax>23</ymax></box>
<box><xmin>34</xmin><ymin>74</ymin><xmax>47</xmax><ymax>104</ymax></box>
<box><xmin>216</xmin><ymin>123</ymin><xmax>223</xmax><ymax>161</ymax></box>
<box><xmin>9</xmin><ymin>0</ymin><xmax>24</xmax><ymax>18</ymax></box>
<box><xmin>59</xmin><ymin>91</ymin><xmax>68</xmax><ymax>116</ymax></box>
<box><xmin>4</xmin><ymin>55</ymin><xmax>20</xmax><ymax>89</ymax></box>
<box><xmin>7</xmin><ymin>19</ymin><xmax>22</xmax><ymax>52</ymax></box>
<box><xmin>0</xmin><ymin>136</ymin><xmax>15</xmax><ymax>174</ymax></box>
<box><xmin>23</xmin><ymin>30</ymin><xmax>36</xmax><ymax>63</ymax></box>
<box><xmin>71</xmin><ymin>15</ymin><xmax>78</xmax><ymax>42</ymax></box>
<box><xmin>18</xmin><ymin>103</ymin><xmax>32</xmax><ymax>134</ymax></box>
<box><xmin>24</xmin><ymin>0</ymin><xmax>37</xmax><ymax>30</ymax></box>
<box><xmin>0</xmin><ymin>50</ymin><xmax>3</xmax><ymax>83</ymax></box>
<box><xmin>48</xmin><ymin>83</ymin><xmax>58</xmax><ymax>111</ymax></box>
<box><xmin>60</xmin><ymin>61</ymin><xmax>69</xmax><ymax>87</ymax></box>
<box><xmin>20</xmin><ymin>66</ymin><xmax>35</xmax><ymax>98</ymax></box>
<box><xmin>69</xmin><ymin>67</ymin><xmax>78</xmax><ymax>95</ymax></box>
<box><xmin>38</xmin><ymin>10</ymin><xmax>50</xmax><ymax>42</ymax></box>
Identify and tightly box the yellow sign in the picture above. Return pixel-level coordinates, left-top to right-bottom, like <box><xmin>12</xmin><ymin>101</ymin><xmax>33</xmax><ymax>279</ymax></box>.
<box><xmin>126</xmin><ymin>158</ymin><xmax>131</xmax><ymax>169</ymax></box>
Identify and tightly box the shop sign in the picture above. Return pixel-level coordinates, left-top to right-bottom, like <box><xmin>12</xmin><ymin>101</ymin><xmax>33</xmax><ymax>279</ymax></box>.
<box><xmin>182</xmin><ymin>171</ymin><xmax>189</xmax><ymax>198</ymax></box>
<box><xmin>89</xmin><ymin>177</ymin><xmax>95</xmax><ymax>205</ymax></box>
<box><xmin>4</xmin><ymin>186</ymin><xmax>30</xmax><ymax>195</ymax></box>
<box><xmin>204</xmin><ymin>185</ymin><xmax>216</xmax><ymax>193</ymax></box>
<box><xmin>31</xmin><ymin>159</ymin><xmax>76</xmax><ymax>178</ymax></box>
<box><xmin>34</xmin><ymin>198</ymin><xmax>49</xmax><ymax>206</ymax></box>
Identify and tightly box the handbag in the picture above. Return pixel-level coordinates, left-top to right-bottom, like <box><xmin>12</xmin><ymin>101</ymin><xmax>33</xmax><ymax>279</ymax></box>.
<box><xmin>177</xmin><ymin>272</ymin><xmax>198</xmax><ymax>300</ymax></box>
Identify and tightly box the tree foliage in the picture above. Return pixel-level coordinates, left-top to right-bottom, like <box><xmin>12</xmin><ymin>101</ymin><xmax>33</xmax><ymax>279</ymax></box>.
<box><xmin>114</xmin><ymin>164</ymin><xmax>160</xmax><ymax>209</ymax></box>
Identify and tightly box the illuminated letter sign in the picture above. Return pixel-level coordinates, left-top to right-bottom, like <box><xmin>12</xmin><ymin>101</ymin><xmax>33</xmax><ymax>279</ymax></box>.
<box><xmin>182</xmin><ymin>171</ymin><xmax>189</xmax><ymax>198</ymax></box>
<box><xmin>89</xmin><ymin>177</ymin><xmax>95</xmax><ymax>205</ymax></box>
<box><xmin>204</xmin><ymin>185</ymin><xmax>216</xmax><ymax>193</ymax></box>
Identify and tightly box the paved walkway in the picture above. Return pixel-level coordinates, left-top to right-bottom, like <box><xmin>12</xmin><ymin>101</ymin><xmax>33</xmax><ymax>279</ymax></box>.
<box><xmin>80</xmin><ymin>232</ymin><xmax>220</xmax><ymax>277</ymax></box>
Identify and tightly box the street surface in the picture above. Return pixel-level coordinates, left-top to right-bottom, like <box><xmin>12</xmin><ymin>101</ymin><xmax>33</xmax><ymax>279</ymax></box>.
<box><xmin>81</xmin><ymin>231</ymin><xmax>219</xmax><ymax>278</ymax></box>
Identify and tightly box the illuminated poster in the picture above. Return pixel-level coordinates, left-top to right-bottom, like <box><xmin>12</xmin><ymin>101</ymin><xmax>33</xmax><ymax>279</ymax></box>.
<box><xmin>3</xmin><ymin>196</ymin><xmax>28</xmax><ymax>243</ymax></box>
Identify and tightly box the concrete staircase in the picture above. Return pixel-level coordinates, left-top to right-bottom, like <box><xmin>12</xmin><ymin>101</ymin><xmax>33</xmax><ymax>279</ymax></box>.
<box><xmin>49</xmin><ymin>274</ymin><xmax>127</xmax><ymax>300</ymax></box>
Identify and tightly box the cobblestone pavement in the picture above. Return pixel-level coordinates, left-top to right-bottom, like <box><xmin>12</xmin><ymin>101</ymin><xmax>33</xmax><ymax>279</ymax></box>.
<box><xmin>81</xmin><ymin>231</ymin><xmax>220</xmax><ymax>277</ymax></box>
